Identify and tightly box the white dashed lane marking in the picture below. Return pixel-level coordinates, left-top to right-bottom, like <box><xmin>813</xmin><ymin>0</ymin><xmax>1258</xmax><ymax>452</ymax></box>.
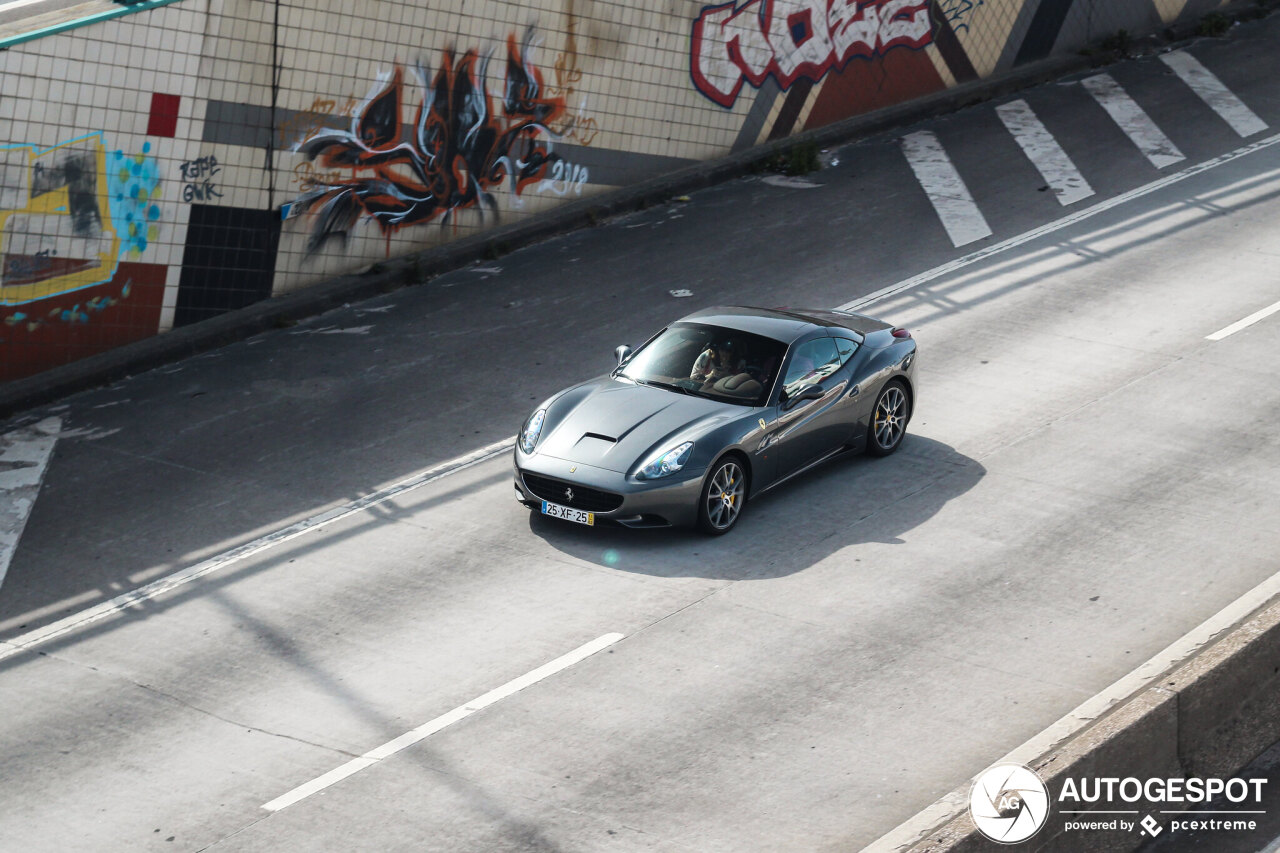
<box><xmin>261</xmin><ymin>632</ymin><xmax>625</xmax><ymax>813</ymax></box>
<box><xmin>900</xmin><ymin>130</ymin><xmax>993</xmax><ymax>247</ymax></box>
<box><xmin>1082</xmin><ymin>73</ymin><xmax>1185</xmax><ymax>169</ymax></box>
<box><xmin>1206</xmin><ymin>298</ymin><xmax>1280</xmax><ymax>341</ymax></box>
<box><xmin>995</xmin><ymin>98</ymin><xmax>1095</xmax><ymax>205</ymax></box>
<box><xmin>1160</xmin><ymin>50</ymin><xmax>1268</xmax><ymax>138</ymax></box>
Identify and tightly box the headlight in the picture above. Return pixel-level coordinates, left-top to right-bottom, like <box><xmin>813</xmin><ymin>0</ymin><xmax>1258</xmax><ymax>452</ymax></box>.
<box><xmin>520</xmin><ymin>409</ymin><xmax>546</xmax><ymax>454</ymax></box>
<box><xmin>637</xmin><ymin>441</ymin><xmax>693</xmax><ymax>479</ymax></box>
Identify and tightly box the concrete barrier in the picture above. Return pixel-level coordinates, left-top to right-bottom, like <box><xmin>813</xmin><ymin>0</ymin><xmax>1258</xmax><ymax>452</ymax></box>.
<box><xmin>1172</xmin><ymin>600</ymin><xmax>1280</xmax><ymax>779</ymax></box>
<box><xmin>902</xmin><ymin>596</ymin><xmax>1280</xmax><ymax>852</ymax></box>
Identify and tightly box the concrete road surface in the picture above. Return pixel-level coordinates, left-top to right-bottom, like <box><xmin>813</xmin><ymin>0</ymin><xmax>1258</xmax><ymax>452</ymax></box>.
<box><xmin>2</xmin><ymin>17</ymin><xmax>1280</xmax><ymax>852</ymax></box>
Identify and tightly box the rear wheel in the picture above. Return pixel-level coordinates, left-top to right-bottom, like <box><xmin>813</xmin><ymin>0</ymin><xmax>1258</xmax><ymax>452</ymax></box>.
<box><xmin>867</xmin><ymin>380</ymin><xmax>910</xmax><ymax>457</ymax></box>
<box><xmin>697</xmin><ymin>457</ymin><xmax>747</xmax><ymax>535</ymax></box>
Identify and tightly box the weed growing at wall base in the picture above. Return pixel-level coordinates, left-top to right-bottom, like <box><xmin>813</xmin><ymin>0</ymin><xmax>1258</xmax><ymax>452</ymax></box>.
<box><xmin>757</xmin><ymin>141</ymin><xmax>821</xmax><ymax>176</ymax></box>
<box><xmin>1197</xmin><ymin>13</ymin><xmax>1232</xmax><ymax>37</ymax></box>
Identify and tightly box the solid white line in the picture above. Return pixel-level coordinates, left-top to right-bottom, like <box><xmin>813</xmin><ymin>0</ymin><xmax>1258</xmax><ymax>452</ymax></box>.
<box><xmin>838</xmin><ymin>130</ymin><xmax>1280</xmax><ymax>312</ymax></box>
<box><xmin>1082</xmin><ymin>73</ymin><xmax>1185</xmax><ymax>169</ymax></box>
<box><xmin>995</xmin><ymin>99</ymin><xmax>1095</xmax><ymax>205</ymax></box>
<box><xmin>1205</xmin><ymin>298</ymin><xmax>1280</xmax><ymax>340</ymax></box>
<box><xmin>0</xmin><ymin>416</ymin><xmax>60</xmax><ymax>591</ymax></box>
<box><xmin>261</xmin><ymin>632</ymin><xmax>625</xmax><ymax>812</ymax></box>
<box><xmin>900</xmin><ymin>130</ymin><xmax>993</xmax><ymax>247</ymax></box>
<box><xmin>1160</xmin><ymin>51</ymin><xmax>1267</xmax><ymax>138</ymax></box>
<box><xmin>0</xmin><ymin>435</ymin><xmax>516</xmax><ymax>663</ymax></box>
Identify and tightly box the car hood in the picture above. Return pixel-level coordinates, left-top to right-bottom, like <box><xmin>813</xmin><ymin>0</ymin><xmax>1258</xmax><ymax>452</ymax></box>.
<box><xmin>539</xmin><ymin>379</ymin><xmax>731</xmax><ymax>473</ymax></box>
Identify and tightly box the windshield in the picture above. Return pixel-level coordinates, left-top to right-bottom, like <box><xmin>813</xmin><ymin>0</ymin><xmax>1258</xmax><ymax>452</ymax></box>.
<box><xmin>617</xmin><ymin>322</ymin><xmax>787</xmax><ymax>406</ymax></box>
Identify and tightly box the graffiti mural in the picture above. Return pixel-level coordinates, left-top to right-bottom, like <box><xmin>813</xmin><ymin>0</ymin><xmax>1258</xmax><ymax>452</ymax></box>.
<box><xmin>291</xmin><ymin>30</ymin><xmax>575</xmax><ymax>254</ymax></box>
<box><xmin>0</xmin><ymin>133</ymin><xmax>161</xmax><ymax>306</ymax></box>
<box><xmin>691</xmin><ymin>0</ymin><xmax>932</xmax><ymax>107</ymax></box>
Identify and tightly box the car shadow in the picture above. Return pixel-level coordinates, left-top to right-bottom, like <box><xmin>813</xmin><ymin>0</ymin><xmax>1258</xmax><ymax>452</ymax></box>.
<box><xmin>527</xmin><ymin>435</ymin><xmax>984</xmax><ymax>580</ymax></box>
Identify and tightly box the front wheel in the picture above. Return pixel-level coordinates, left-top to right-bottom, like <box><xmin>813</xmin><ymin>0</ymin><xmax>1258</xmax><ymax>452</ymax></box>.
<box><xmin>867</xmin><ymin>380</ymin><xmax>910</xmax><ymax>457</ymax></box>
<box><xmin>697</xmin><ymin>457</ymin><xmax>747</xmax><ymax>535</ymax></box>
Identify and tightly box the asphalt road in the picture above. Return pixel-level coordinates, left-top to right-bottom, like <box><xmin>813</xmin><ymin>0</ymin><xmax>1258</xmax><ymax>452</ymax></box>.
<box><xmin>3</xmin><ymin>17</ymin><xmax>1280</xmax><ymax>853</ymax></box>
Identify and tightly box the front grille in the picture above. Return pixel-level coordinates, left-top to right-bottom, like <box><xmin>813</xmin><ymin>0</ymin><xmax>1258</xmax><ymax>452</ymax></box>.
<box><xmin>522</xmin><ymin>473</ymin><xmax>623</xmax><ymax>512</ymax></box>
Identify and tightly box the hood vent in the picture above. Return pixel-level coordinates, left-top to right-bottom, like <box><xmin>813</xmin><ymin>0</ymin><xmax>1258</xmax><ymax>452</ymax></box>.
<box><xmin>581</xmin><ymin>432</ymin><xmax>617</xmax><ymax>443</ymax></box>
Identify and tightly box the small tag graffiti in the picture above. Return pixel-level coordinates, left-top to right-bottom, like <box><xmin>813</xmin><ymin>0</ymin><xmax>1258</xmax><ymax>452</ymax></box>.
<box><xmin>180</xmin><ymin>155</ymin><xmax>222</xmax><ymax>203</ymax></box>
<box><xmin>938</xmin><ymin>0</ymin><xmax>982</xmax><ymax>33</ymax></box>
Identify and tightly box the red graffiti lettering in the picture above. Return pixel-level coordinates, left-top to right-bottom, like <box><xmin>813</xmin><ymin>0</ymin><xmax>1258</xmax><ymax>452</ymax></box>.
<box><xmin>691</xmin><ymin>0</ymin><xmax>931</xmax><ymax>107</ymax></box>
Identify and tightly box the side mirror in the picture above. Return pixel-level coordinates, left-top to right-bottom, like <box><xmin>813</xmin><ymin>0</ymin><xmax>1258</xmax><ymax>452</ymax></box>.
<box><xmin>782</xmin><ymin>383</ymin><xmax>824</xmax><ymax>410</ymax></box>
<box><xmin>614</xmin><ymin>345</ymin><xmax>633</xmax><ymax>366</ymax></box>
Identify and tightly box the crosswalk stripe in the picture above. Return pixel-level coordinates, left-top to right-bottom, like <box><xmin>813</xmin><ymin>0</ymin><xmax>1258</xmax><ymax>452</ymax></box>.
<box><xmin>995</xmin><ymin>99</ymin><xmax>1095</xmax><ymax>206</ymax></box>
<box><xmin>0</xmin><ymin>417</ymin><xmax>60</xmax><ymax>591</ymax></box>
<box><xmin>1160</xmin><ymin>50</ymin><xmax>1267</xmax><ymax>138</ymax></box>
<box><xmin>1081</xmin><ymin>73</ymin><xmax>1185</xmax><ymax>169</ymax></box>
<box><xmin>900</xmin><ymin>130</ymin><xmax>993</xmax><ymax>247</ymax></box>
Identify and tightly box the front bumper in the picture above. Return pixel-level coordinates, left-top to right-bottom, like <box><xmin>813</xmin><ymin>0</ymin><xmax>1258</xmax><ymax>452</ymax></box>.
<box><xmin>513</xmin><ymin>449</ymin><xmax>705</xmax><ymax>528</ymax></box>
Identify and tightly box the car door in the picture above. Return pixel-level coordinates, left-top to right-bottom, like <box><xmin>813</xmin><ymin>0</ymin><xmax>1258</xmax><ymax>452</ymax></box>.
<box><xmin>774</xmin><ymin>336</ymin><xmax>855</xmax><ymax>475</ymax></box>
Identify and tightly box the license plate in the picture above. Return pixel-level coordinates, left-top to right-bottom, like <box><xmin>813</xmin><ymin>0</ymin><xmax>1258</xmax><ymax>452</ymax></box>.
<box><xmin>541</xmin><ymin>501</ymin><xmax>594</xmax><ymax>526</ymax></box>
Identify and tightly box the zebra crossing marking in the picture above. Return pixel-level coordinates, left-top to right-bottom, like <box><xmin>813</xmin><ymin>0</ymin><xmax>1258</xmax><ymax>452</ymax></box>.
<box><xmin>1081</xmin><ymin>73</ymin><xmax>1185</xmax><ymax>169</ymax></box>
<box><xmin>1160</xmin><ymin>50</ymin><xmax>1267</xmax><ymax>138</ymax></box>
<box><xmin>995</xmin><ymin>99</ymin><xmax>1095</xmax><ymax>206</ymax></box>
<box><xmin>0</xmin><ymin>417</ymin><xmax>60</xmax><ymax>591</ymax></box>
<box><xmin>900</xmin><ymin>130</ymin><xmax>993</xmax><ymax>247</ymax></box>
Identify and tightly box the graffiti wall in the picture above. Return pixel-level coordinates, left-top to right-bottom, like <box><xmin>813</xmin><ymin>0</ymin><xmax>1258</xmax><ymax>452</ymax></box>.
<box><xmin>0</xmin><ymin>131</ymin><xmax>167</xmax><ymax>381</ymax></box>
<box><xmin>289</xmin><ymin>32</ymin><xmax>573</xmax><ymax>254</ymax></box>
<box><xmin>0</xmin><ymin>0</ymin><xmax>1237</xmax><ymax>380</ymax></box>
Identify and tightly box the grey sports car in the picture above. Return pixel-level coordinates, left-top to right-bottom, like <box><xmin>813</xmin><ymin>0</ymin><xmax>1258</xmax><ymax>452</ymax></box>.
<box><xmin>514</xmin><ymin>306</ymin><xmax>917</xmax><ymax>535</ymax></box>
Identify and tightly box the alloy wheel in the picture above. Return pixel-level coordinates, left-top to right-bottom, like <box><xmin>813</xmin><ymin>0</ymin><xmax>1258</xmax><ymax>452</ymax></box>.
<box><xmin>705</xmin><ymin>461</ymin><xmax>745</xmax><ymax>531</ymax></box>
<box><xmin>874</xmin><ymin>385</ymin><xmax>907</xmax><ymax>451</ymax></box>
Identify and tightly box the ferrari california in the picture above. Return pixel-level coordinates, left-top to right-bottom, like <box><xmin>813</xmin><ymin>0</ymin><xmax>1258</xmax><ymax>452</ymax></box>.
<box><xmin>514</xmin><ymin>306</ymin><xmax>917</xmax><ymax>535</ymax></box>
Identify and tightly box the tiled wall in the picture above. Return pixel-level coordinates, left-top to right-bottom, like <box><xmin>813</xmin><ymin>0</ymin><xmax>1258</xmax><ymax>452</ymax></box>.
<box><xmin>0</xmin><ymin>0</ymin><xmax>1228</xmax><ymax>380</ymax></box>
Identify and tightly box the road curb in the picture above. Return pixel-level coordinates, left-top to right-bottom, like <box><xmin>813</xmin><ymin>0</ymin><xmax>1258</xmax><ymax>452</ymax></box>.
<box><xmin>1</xmin><ymin>2</ymin><xmax>1270</xmax><ymax>419</ymax></box>
<box><xmin>901</xmin><ymin>594</ymin><xmax>1280</xmax><ymax>852</ymax></box>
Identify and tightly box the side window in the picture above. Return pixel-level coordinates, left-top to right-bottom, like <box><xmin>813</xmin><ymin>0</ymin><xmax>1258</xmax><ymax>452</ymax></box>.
<box><xmin>782</xmin><ymin>338</ymin><xmax>841</xmax><ymax>397</ymax></box>
<box><xmin>833</xmin><ymin>336</ymin><xmax>858</xmax><ymax>365</ymax></box>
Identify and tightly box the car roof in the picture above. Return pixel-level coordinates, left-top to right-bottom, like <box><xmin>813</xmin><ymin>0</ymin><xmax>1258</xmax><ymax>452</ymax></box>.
<box><xmin>677</xmin><ymin>305</ymin><xmax>889</xmax><ymax>341</ymax></box>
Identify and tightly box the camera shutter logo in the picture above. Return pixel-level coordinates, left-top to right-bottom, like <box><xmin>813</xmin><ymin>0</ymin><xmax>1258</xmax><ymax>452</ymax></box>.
<box><xmin>969</xmin><ymin>763</ymin><xmax>1051</xmax><ymax>844</ymax></box>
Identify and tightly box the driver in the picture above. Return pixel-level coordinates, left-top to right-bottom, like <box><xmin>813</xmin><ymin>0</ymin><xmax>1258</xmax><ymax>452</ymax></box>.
<box><xmin>690</xmin><ymin>340</ymin><xmax>743</xmax><ymax>383</ymax></box>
